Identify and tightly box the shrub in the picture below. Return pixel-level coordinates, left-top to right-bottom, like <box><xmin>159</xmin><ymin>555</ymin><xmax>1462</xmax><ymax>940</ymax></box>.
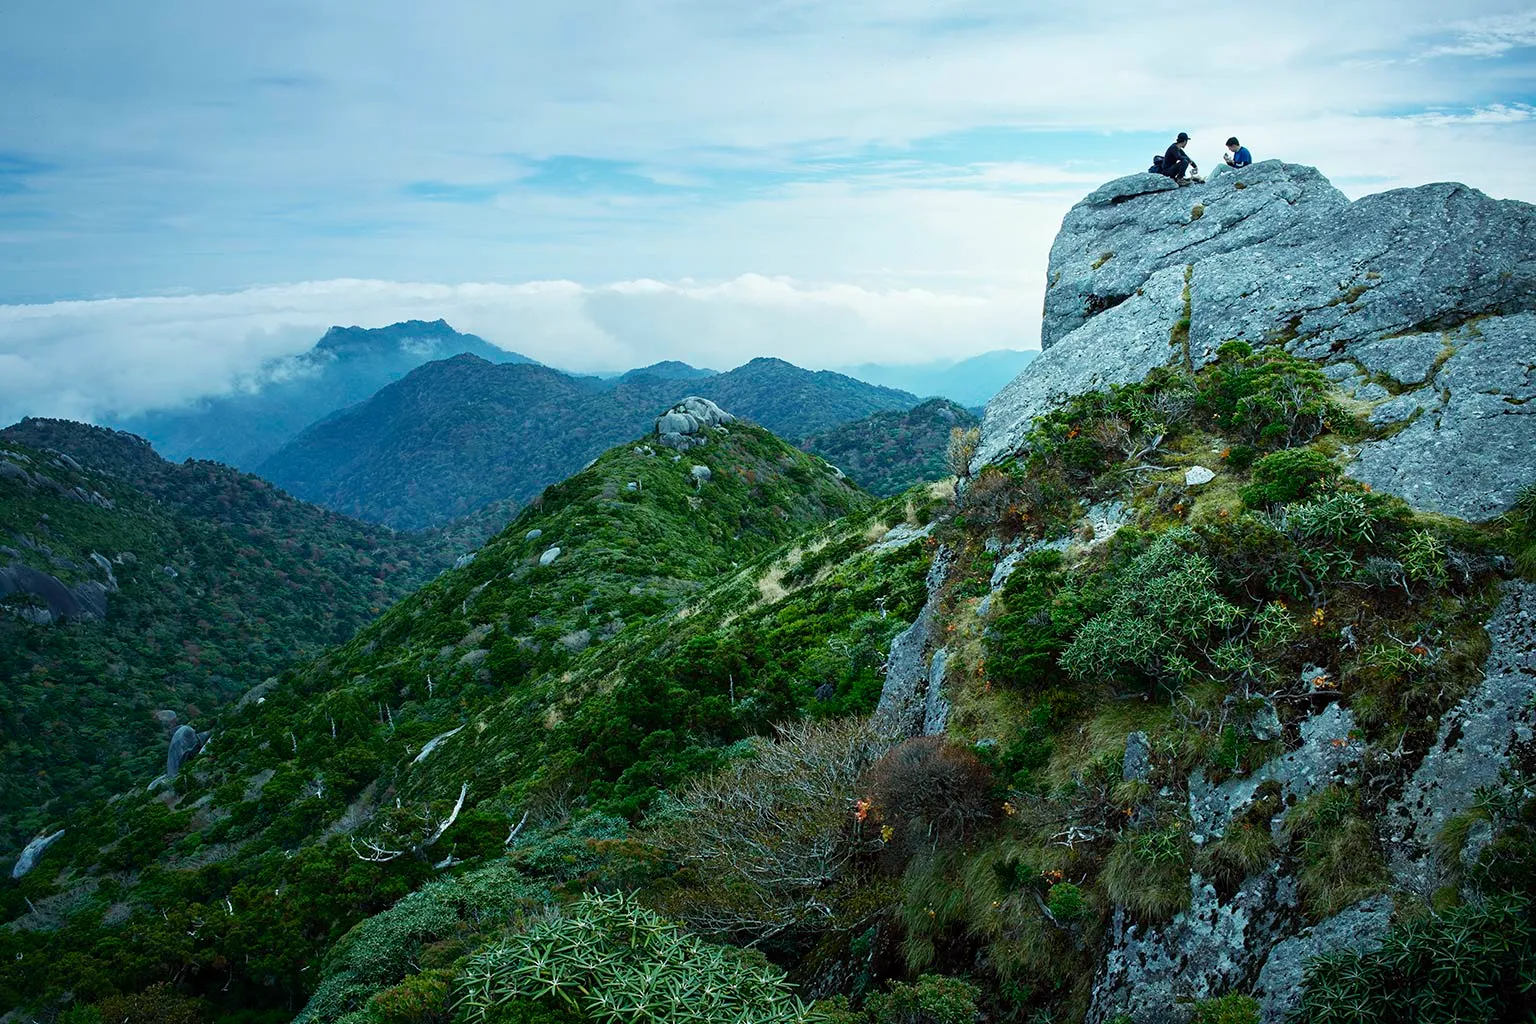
<box><xmin>1501</xmin><ymin>483</ymin><xmax>1536</xmax><ymax>575</ymax></box>
<box><xmin>864</xmin><ymin>974</ymin><xmax>981</xmax><ymax>1024</ymax></box>
<box><xmin>1399</xmin><ymin>529</ymin><xmax>1449</xmax><ymax>588</ymax></box>
<box><xmin>93</xmin><ymin>984</ymin><xmax>206</xmax><ymax>1024</ymax></box>
<box><xmin>1295</xmin><ymin>897</ymin><xmax>1536</xmax><ymax>1024</ymax></box>
<box><xmin>368</xmin><ymin>968</ymin><xmax>453</xmax><ymax>1024</ymax></box>
<box><xmin>642</xmin><ymin>718</ymin><xmax>884</xmax><ymax>939</ymax></box>
<box><xmin>455</xmin><ymin>891</ymin><xmax>818</xmax><ymax>1024</ymax></box>
<box><xmin>1196</xmin><ymin>346</ymin><xmax>1343</xmax><ymax>448</ymax></box>
<box><xmin>1060</xmin><ymin>530</ymin><xmax>1239</xmax><ymax>686</ymax></box>
<box><xmin>860</xmin><ymin>736</ymin><xmax>1000</xmax><ymax>868</ymax></box>
<box><xmin>1046</xmin><ymin>881</ymin><xmax>1087</xmax><ymax>922</ymax></box>
<box><xmin>1283</xmin><ymin>491</ymin><xmax>1398</xmax><ymax>549</ymax></box>
<box><xmin>947</xmin><ymin>427</ymin><xmax>980</xmax><ymax>478</ymax></box>
<box><xmin>1240</xmin><ymin>449</ymin><xmax>1339</xmax><ymax>508</ymax></box>
<box><xmin>1191</xmin><ymin>993</ymin><xmax>1259</xmax><ymax>1024</ymax></box>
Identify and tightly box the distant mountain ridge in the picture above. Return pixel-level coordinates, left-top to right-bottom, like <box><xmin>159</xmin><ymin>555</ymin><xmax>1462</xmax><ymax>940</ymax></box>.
<box><xmin>258</xmin><ymin>355</ymin><xmax>920</xmax><ymax>528</ymax></box>
<box><xmin>840</xmin><ymin>348</ymin><xmax>1039</xmax><ymax>407</ymax></box>
<box><xmin>111</xmin><ymin>319</ymin><xmax>534</xmax><ymax>470</ymax></box>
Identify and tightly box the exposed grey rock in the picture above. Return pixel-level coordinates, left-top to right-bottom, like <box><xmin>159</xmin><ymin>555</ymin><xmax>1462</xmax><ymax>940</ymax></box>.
<box><xmin>989</xmin><ymin>534</ymin><xmax>1073</xmax><ymax>590</ymax></box>
<box><xmin>11</xmin><ymin>829</ymin><xmax>66</xmax><ymax>880</ymax></box>
<box><xmin>0</xmin><ymin>460</ymin><xmax>31</xmax><ymax>485</ymax></box>
<box><xmin>1189</xmin><ymin>703</ymin><xmax>1360</xmax><ymax>842</ymax></box>
<box><xmin>922</xmin><ymin>647</ymin><xmax>951</xmax><ymax>736</ymax></box>
<box><xmin>690</xmin><ymin>464</ymin><xmax>712</xmax><ymax>483</ymax></box>
<box><xmin>871</xmin><ymin>522</ymin><xmax>935</xmax><ymax>553</ymax></box>
<box><xmin>1252</xmin><ymin>896</ymin><xmax>1393</xmax><ymax>1022</ymax></box>
<box><xmin>1090</xmin><ymin>868</ymin><xmax>1298</xmax><ymax>1023</ymax></box>
<box><xmin>0</xmin><ymin>564</ymin><xmax>108</xmax><ymax>624</ymax></box>
<box><xmin>1352</xmin><ymin>381</ymin><xmax>1391</xmax><ymax>402</ymax></box>
<box><xmin>656</xmin><ymin>396</ymin><xmax>736</xmax><ymax>451</ymax></box>
<box><xmin>452</xmin><ymin>553</ymin><xmax>475</xmax><ymax>570</ymax></box>
<box><xmin>1044</xmin><ymin>161</ymin><xmax>1346</xmax><ymax>349</ymax></box>
<box><xmin>538</xmin><ymin>546</ymin><xmax>562</xmax><ymax>566</ymax></box>
<box><xmin>974</xmin><ymin>263</ymin><xmax>1189</xmax><ymax>470</ymax></box>
<box><xmin>978</xmin><ymin>167</ymin><xmax>1536</xmax><ymax>523</ymax></box>
<box><xmin>872</xmin><ymin>547</ymin><xmax>954</xmax><ymax>740</ymax></box>
<box><xmin>1348</xmin><ymin>313</ymin><xmax>1536</xmax><ymax>520</ymax></box>
<box><xmin>1249</xmin><ymin>698</ymin><xmax>1283</xmax><ymax>743</ymax></box>
<box><xmin>163</xmin><ymin>565</ymin><xmax>179</xmax><ymax>578</ymax></box>
<box><xmin>1387</xmin><ymin>580</ymin><xmax>1536</xmax><ymax>893</ymax></box>
<box><xmin>166</xmin><ymin>724</ymin><xmax>210</xmax><ymax>781</ymax></box>
<box><xmin>1184</xmin><ymin>466</ymin><xmax>1216</xmax><ymax>487</ymax></box>
<box><xmin>1123</xmin><ymin>731</ymin><xmax>1152</xmax><ymax>782</ymax></box>
<box><xmin>1367</xmin><ymin>391</ymin><xmax>1425</xmax><ymax>427</ymax></box>
<box><xmin>525</xmin><ymin>528</ymin><xmax>542</xmax><ymax>541</ymax></box>
<box><xmin>625</xmin><ymin>481</ymin><xmax>639</xmax><ymax>491</ymax></box>
<box><xmin>1346</xmin><ymin>332</ymin><xmax>1447</xmax><ymax>385</ymax></box>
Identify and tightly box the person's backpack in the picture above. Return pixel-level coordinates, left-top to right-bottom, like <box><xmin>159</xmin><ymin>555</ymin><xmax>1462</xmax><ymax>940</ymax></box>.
<box><xmin>1148</xmin><ymin>154</ymin><xmax>1166</xmax><ymax>174</ymax></box>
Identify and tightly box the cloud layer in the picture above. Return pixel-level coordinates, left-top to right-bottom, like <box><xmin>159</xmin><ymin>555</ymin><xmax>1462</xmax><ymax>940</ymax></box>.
<box><xmin>0</xmin><ymin>276</ymin><xmax>1038</xmax><ymax>424</ymax></box>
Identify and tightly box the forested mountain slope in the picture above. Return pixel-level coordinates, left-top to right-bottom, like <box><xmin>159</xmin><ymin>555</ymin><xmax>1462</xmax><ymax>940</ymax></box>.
<box><xmin>259</xmin><ymin>356</ymin><xmax>918</xmax><ymax>529</ymax></box>
<box><xmin>802</xmin><ymin>398</ymin><xmax>979</xmax><ymax>496</ymax></box>
<box><xmin>0</xmin><ymin>418</ymin><xmax>462</xmax><ymax>849</ymax></box>
<box><xmin>111</xmin><ymin>320</ymin><xmax>534</xmax><ymax>470</ymax></box>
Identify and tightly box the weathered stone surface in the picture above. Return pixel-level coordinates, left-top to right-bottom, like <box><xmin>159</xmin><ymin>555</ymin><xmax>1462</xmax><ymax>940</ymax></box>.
<box><xmin>1348</xmin><ymin>314</ymin><xmax>1536</xmax><ymax>520</ymax></box>
<box><xmin>1122</xmin><ymin>731</ymin><xmax>1152</xmax><ymax>782</ymax></box>
<box><xmin>690</xmin><ymin>464</ymin><xmax>712</xmax><ymax>483</ymax></box>
<box><xmin>166</xmin><ymin>724</ymin><xmax>209</xmax><ymax>781</ymax></box>
<box><xmin>1251</xmin><ymin>896</ymin><xmax>1393</xmax><ymax>1022</ymax></box>
<box><xmin>1044</xmin><ymin>162</ymin><xmax>1345</xmax><ymax>348</ymax></box>
<box><xmin>655</xmin><ymin>397</ymin><xmax>736</xmax><ymax>451</ymax></box>
<box><xmin>538</xmin><ymin>546</ymin><xmax>561</xmax><ymax>566</ymax></box>
<box><xmin>922</xmin><ymin>647</ymin><xmax>951</xmax><ymax>736</ymax></box>
<box><xmin>974</xmin><ymin>264</ymin><xmax>1189</xmax><ymax>470</ymax></box>
<box><xmin>11</xmin><ymin>829</ymin><xmax>66</xmax><ymax>880</ymax></box>
<box><xmin>872</xmin><ymin>547</ymin><xmax>953</xmax><ymax>740</ymax></box>
<box><xmin>1090</xmin><ymin>868</ymin><xmax>1298</xmax><ymax>1023</ymax></box>
<box><xmin>525</xmin><ymin>528</ymin><xmax>542</xmax><ymax>541</ymax></box>
<box><xmin>452</xmin><ymin>552</ymin><xmax>475</xmax><ymax>570</ymax></box>
<box><xmin>0</xmin><ymin>564</ymin><xmax>109</xmax><ymax>624</ymax></box>
<box><xmin>1387</xmin><ymin>581</ymin><xmax>1536</xmax><ymax>893</ymax></box>
<box><xmin>978</xmin><ymin>166</ymin><xmax>1536</xmax><ymax>523</ymax></box>
<box><xmin>1185</xmin><ymin>465</ymin><xmax>1216</xmax><ymax>487</ymax></box>
<box><xmin>1189</xmin><ymin>703</ymin><xmax>1360</xmax><ymax>842</ymax></box>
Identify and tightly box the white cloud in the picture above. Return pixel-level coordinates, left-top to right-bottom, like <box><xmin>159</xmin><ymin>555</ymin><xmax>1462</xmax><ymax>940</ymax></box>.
<box><xmin>0</xmin><ymin>274</ymin><xmax>1038</xmax><ymax>425</ymax></box>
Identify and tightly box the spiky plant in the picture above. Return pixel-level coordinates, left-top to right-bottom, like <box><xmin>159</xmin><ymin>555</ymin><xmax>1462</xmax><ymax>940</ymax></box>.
<box><xmin>454</xmin><ymin>891</ymin><xmax>823</xmax><ymax>1024</ymax></box>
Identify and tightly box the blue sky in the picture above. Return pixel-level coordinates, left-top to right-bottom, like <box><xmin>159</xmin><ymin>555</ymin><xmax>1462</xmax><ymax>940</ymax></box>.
<box><xmin>0</xmin><ymin>1</ymin><xmax>1533</xmax><ymax>421</ymax></box>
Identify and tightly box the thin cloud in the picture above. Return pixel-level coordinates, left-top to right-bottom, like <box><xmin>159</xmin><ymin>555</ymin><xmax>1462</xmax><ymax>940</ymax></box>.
<box><xmin>0</xmin><ymin>276</ymin><xmax>1037</xmax><ymax>426</ymax></box>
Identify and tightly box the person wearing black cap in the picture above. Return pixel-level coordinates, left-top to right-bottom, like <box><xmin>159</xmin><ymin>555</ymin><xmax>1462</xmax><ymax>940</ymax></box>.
<box><xmin>1160</xmin><ymin>132</ymin><xmax>1195</xmax><ymax>182</ymax></box>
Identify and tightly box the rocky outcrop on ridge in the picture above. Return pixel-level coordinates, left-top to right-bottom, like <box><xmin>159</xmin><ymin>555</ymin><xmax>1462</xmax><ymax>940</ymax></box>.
<box><xmin>976</xmin><ymin>162</ymin><xmax>1536</xmax><ymax>519</ymax></box>
<box><xmin>655</xmin><ymin>396</ymin><xmax>736</xmax><ymax>451</ymax></box>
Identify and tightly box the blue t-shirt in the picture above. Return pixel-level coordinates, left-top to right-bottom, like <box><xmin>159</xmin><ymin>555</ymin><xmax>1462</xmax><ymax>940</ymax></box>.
<box><xmin>1230</xmin><ymin>146</ymin><xmax>1252</xmax><ymax>167</ymax></box>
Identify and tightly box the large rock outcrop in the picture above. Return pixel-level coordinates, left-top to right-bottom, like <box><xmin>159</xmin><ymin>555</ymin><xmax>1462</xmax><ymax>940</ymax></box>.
<box><xmin>655</xmin><ymin>397</ymin><xmax>736</xmax><ymax>452</ymax></box>
<box><xmin>975</xmin><ymin>163</ymin><xmax>1536</xmax><ymax>518</ymax></box>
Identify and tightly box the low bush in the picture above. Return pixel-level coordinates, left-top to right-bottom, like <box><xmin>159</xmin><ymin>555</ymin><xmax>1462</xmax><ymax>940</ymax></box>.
<box><xmin>1240</xmin><ymin>449</ymin><xmax>1339</xmax><ymax>508</ymax></box>
<box><xmin>1295</xmin><ymin>897</ymin><xmax>1536</xmax><ymax>1023</ymax></box>
<box><xmin>860</xmin><ymin>737</ymin><xmax>1000</xmax><ymax>869</ymax></box>
<box><xmin>1101</xmin><ymin>822</ymin><xmax>1192</xmax><ymax>921</ymax></box>
<box><xmin>1191</xmin><ymin>993</ymin><xmax>1259</xmax><ymax>1024</ymax></box>
<box><xmin>864</xmin><ymin>974</ymin><xmax>982</xmax><ymax>1024</ymax></box>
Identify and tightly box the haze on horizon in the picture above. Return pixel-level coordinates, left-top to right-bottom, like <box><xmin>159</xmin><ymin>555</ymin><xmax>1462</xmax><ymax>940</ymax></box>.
<box><xmin>1</xmin><ymin>1</ymin><xmax>1533</xmax><ymax>425</ymax></box>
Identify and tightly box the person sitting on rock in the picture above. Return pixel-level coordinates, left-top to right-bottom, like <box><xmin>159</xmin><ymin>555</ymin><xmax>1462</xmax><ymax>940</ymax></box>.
<box><xmin>1160</xmin><ymin>132</ymin><xmax>1198</xmax><ymax>183</ymax></box>
<box><xmin>1224</xmin><ymin>137</ymin><xmax>1253</xmax><ymax>168</ymax></box>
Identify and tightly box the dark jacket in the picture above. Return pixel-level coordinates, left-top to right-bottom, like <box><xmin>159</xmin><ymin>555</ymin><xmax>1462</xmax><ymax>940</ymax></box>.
<box><xmin>1161</xmin><ymin>142</ymin><xmax>1191</xmax><ymax>179</ymax></box>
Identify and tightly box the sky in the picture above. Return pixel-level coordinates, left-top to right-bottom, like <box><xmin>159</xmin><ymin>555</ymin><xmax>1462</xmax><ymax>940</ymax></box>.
<box><xmin>1</xmin><ymin>1</ymin><xmax>1534</xmax><ymax>423</ymax></box>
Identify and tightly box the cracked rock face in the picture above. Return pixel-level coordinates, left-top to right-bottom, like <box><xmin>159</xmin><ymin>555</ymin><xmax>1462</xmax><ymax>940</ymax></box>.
<box><xmin>1347</xmin><ymin>313</ymin><xmax>1536</xmax><ymax>519</ymax></box>
<box><xmin>1386</xmin><ymin>580</ymin><xmax>1536</xmax><ymax>895</ymax></box>
<box><xmin>976</xmin><ymin>164</ymin><xmax>1536</xmax><ymax>519</ymax></box>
